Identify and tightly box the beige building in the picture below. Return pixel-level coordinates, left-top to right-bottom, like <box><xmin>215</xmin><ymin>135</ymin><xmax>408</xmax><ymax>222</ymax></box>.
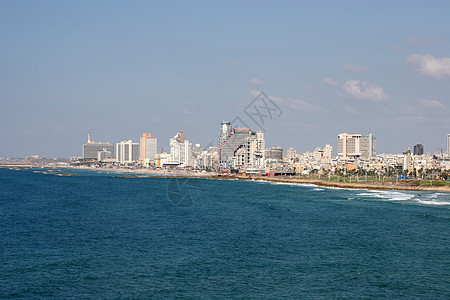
<box><xmin>140</xmin><ymin>133</ymin><xmax>157</xmax><ymax>163</ymax></box>
<box><xmin>338</xmin><ymin>133</ymin><xmax>361</xmax><ymax>158</ymax></box>
<box><xmin>338</xmin><ymin>132</ymin><xmax>375</xmax><ymax>158</ymax></box>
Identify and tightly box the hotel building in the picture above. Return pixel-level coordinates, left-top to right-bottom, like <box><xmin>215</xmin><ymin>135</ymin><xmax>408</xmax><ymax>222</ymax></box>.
<box><xmin>140</xmin><ymin>133</ymin><xmax>158</xmax><ymax>164</ymax></box>
<box><xmin>82</xmin><ymin>133</ymin><xmax>114</xmax><ymax>160</ymax></box>
<box><xmin>116</xmin><ymin>140</ymin><xmax>139</xmax><ymax>163</ymax></box>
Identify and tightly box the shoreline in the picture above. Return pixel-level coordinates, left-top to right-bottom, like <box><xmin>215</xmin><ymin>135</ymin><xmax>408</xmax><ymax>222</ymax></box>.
<box><xmin>2</xmin><ymin>164</ymin><xmax>449</xmax><ymax>192</ymax></box>
<box><xmin>232</xmin><ymin>176</ymin><xmax>450</xmax><ymax>192</ymax></box>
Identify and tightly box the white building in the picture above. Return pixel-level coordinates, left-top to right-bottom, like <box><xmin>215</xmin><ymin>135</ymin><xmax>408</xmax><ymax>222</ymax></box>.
<box><xmin>169</xmin><ymin>131</ymin><xmax>193</xmax><ymax>167</ymax></box>
<box><xmin>246</xmin><ymin>131</ymin><xmax>265</xmax><ymax>168</ymax></box>
<box><xmin>286</xmin><ymin>148</ymin><xmax>296</xmax><ymax>162</ymax></box>
<box><xmin>116</xmin><ymin>140</ymin><xmax>139</xmax><ymax>163</ymax></box>
<box><xmin>97</xmin><ymin>149</ymin><xmax>113</xmax><ymax>162</ymax></box>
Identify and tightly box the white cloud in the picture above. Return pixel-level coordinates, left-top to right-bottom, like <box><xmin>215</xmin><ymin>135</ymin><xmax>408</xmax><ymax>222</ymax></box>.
<box><xmin>287</xmin><ymin>98</ymin><xmax>320</xmax><ymax>112</ymax></box>
<box><xmin>249</xmin><ymin>78</ymin><xmax>265</xmax><ymax>86</ymax></box>
<box><xmin>249</xmin><ymin>90</ymin><xmax>283</xmax><ymax>102</ymax></box>
<box><xmin>343</xmin><ymin>80</ymin><xmax>388</xmax><ymax>102</ymax></box>
<box><xmin>341</xmin><ymin>63</ymin><xmax>368</xmax><ymax>73</ymax></box>
<box><xmin>406</xmin><ymin>54</ymin><xmax>450</xmax><ymax>79</ymax></box>
<box><xmin>321</xmin><ymin>77</ymin><xmax>338</xmax><ymax>87</ymax></box>
<box><xmin>419</xmin><ymin>99</ymin><xmax>446</xmax><ymax>109</ymax></box>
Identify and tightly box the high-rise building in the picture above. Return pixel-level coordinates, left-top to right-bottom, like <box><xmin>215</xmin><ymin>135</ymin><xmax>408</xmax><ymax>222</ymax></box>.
<box><xmin>219</xmin><ymin>127</ymin><xmax>252</xmax><ymax>163</ymax></box>
<box><xmin>360</xmin><ymin>133</ymin><xmax>376</xmax><ymax>158</ymax></box>
<box><xmin>169</xmin><ymin>131</ymin><xmax>193</xmax><ymax>167</ymax></box>
<box><xmin>413</xmin><ymin>144</ymin><xmax>424</xmax><ymax>156</ymax></box>
<box><xmin>218</xmin><ymin>121</ymin><xmax>266</xmax><ymax>169</ymax></box>
<box><xmin>339</xmin><ymin>132</ymin><xmax>375</xmax><ymax>158</ymax></box>
<box><xmin>82</xmin><ymin>133</ymin><xmax>114</xmax><ymax>160</ymax></box>
<box><xmin>218</xmin><ymin>121</ymin><xmax>232</xmax><ymax>147</ymax></box>
<box><xmin>116</xmin><ymin>140</ymin><xmax>139</xmax><ymax>163</ymax></box>
<box><xmin>140</xmin><ymin>133</ymin><xmax>157</xmax><ymax>162</ymax></box>
<box><xmin>447</xmin><ymin>134</ymin><xmax>450</xmax><ymax>156</ymax></box>
<box><xmin>338</xmin><ymin>133</ymin><xmax>361</xmax><ymax>158</ymax></box>
<box><xmin>246</xmin><ymin>131</ymin><xmax>265</xmax><ymax>168</ymax></box>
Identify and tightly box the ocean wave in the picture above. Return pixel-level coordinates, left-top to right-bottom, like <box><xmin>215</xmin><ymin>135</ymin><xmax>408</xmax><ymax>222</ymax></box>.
<box><xmin>416</xmin><ymin>199</ymin><xmax>450</xmax><ymax>206</ymax></box>
<box><xmin>357</xmin><ymin>190</ymin><xmax>414</xmax><ymax>201</ymax></box>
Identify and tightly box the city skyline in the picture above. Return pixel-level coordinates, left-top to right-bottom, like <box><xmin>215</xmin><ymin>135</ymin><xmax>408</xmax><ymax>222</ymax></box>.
<box><xmin>1</xmin><ymin>1</ymin><xmax>449</xmax><ymax>158</ymax></box>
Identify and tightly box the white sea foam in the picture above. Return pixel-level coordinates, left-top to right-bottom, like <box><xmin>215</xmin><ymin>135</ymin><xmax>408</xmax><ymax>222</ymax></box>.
<box><xmin>265</xmin><ymin>181</ymin><xmax>317</xmax><ymax>188</ymax></box>
<box><xmin>416</xmin><ymin>199</ymin><xmax>450</xmax><ymax>206</ymax></box>
<box><xmin>357</xmin><ymin>193</ymin><xmax>376</xmax><ymax>196</ymax></box>
<box><xmin>313</xmin><ymin>188</ymin><xmax>324</xmax><ymax>191</ymax></box>
<box><xmin>357</xmin><ymin>190</ymin><xmax>414</xmax><ymax>201</ymax></box>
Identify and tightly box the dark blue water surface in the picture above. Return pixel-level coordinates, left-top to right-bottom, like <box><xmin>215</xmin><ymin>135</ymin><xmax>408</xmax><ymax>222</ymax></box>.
<box><xmin>1</xmin><ymin>168</ymin><xmax>449</xmax><ymax>299</ymax></box>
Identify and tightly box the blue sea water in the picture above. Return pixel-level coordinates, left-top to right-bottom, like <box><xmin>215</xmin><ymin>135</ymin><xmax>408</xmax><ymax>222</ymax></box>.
<box><xmin>1</xmin><ymin>168</ymin><xmax>449</xmax><ymax>299</ymax></box>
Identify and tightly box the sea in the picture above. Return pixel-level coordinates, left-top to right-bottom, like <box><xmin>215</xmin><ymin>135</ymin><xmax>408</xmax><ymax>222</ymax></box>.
<box><xmin>1</xmin><ymin>167</ymin><xmax>449</xmax><ymax>299</ymax></box>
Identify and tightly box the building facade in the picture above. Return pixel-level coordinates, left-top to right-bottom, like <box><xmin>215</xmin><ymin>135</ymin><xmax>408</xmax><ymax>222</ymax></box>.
<box><xmin>82</xmin><ymin>133</ymin><xmax>114</xmax><ymax>160</ymax></box>
<box><xmin>265</xmin><ymin>146</ymin><xmax>283</xmax><ymax>161</ymax></box>
<box><xmin>338</xmin><ymin>133</ymin><xmax>361</xmax><ymax>158</ymax></box>
<box><xmin>219</xmin><ymin>128</ymin><xmax>252</xmax><ymax>164</ymax></box>
<box><xmin>169</xmin><ymin>131</ymin><xmax>193</xmax><ymax>167</ymax></box>
<box><xmin>140</xmin><ymin>133</ymin><xmax>157</xmax><ymax>162</ymax></box>
<box><xmin>448</xmin><ymin>134</ymin><xmax>450</xmax><ymax>156</ymax></box>
<box><xmin>360</xmin><ymin>133</ymin><xmax>376</xmax><ymax>158</ymax></box>
<box><xmin>116</xmin><ymin>140</ymin><xmax>139</xmax><ymax>163</ymax></box>
<box><xmin>413</xmin><ymin>144</ymin><xmax>424</xmax><ymax>156</ymax></box>
<box><xmin>218</xmin><ymin>121</ymin><xmax>232</xmax><ymax>147</ymax></box>
<box><xmin>339</xmin><ymin>132</ymin><xmax>375</xmax><ymax>159</ymax></box>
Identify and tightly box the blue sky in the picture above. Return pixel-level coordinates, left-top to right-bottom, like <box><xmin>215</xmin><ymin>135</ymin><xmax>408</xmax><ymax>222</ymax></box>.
<box><xmin>1</xmin><ymin>1</ymin><xmax>449</xmax><ymax>158</ymax></box>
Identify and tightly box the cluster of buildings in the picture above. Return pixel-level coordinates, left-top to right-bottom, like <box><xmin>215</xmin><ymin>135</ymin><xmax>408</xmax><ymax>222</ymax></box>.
<box><xmin>79</xmin><ymin>125</ymin><xmax>450</xmax><ymax>176</ymax></box>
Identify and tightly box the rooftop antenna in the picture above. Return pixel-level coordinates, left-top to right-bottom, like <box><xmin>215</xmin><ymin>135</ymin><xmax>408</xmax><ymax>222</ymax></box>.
<box><xmin>88</xmin><ymin>133</ymin><xmax>92</xmax><ymax>143</ymax></box>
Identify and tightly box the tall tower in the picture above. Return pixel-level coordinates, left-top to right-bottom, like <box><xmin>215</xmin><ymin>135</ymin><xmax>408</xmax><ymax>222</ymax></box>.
<box><xmin>447</xmin><ymin>134</ymin><xmax>450</xmax><ymax>156</ymax></box>
<box><xmin>404</xmin><ymin>147</ymin><xmax>412</xmax><ymax>172</ymax></box>
<box><xmin>140</xmin><ymin>133</ymin><xmax>158</xmax><ymax>161</ymax></box>
<box><xmin>218</xmin><ymin>121</ymin><xmax>232</xmax><ymax>147</ymax></box>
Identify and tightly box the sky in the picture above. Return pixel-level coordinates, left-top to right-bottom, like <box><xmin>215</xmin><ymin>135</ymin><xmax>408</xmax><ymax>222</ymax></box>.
<box><xmin>1</xmin><ymin>0</ymin><xmax>449</xmax><ymax>158</ymax></box>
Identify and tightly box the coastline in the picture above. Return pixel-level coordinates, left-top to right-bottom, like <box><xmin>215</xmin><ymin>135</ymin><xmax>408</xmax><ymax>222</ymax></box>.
<box><xmin>2</xmin><ymin>164</ymin><xmax>449</xmax><ymax>192</ymax></box>
<box><xmin>231</xmin><ymin>176</ymin><xmax>450</xmax><ymax>192</ymax></box>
